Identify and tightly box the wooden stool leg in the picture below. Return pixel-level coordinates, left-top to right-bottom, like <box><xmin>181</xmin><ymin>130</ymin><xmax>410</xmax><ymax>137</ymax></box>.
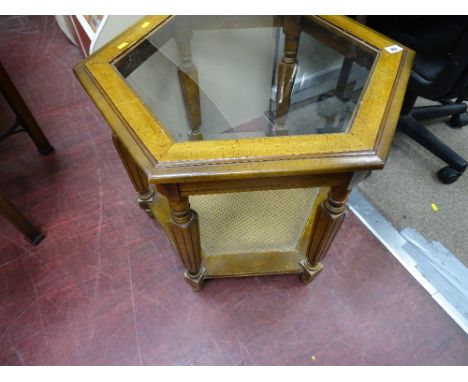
<box><xmin>0</xmin><ymin>191</ymin><xmax>44</xmax><ymax>245</ymax></box>
<box><xmin>299</xmin><ymin>187</ymin><xmax>350</xmax><ymax>284</ymax></box>
<box><xmin>0</xmin><ymin>62</ymin><xmax>54</xmax><ymax>155</ymax></box>
<box><xmin>157</xmin><ymin>184</ymin><xmax>206</xmax><ymax>291</ymax></box>
<box><xmin>273</xmin><ymin>16</ymin><xmax>301</xmax><ymax>136</ymax></box>
<box><xmin>112</xmin><ymin>135</ymin><xmax>155</xmax><ymax>217</ymax></box>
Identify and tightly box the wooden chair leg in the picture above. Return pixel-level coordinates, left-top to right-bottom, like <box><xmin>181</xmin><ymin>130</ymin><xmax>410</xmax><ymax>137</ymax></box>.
<box><xmin>0</xmin><ymin>62</ymin><xmax>54</xmax><ymax>155</ymax></box>
<box><xmin>0</xmin><ymin>191</ymin><xmax>44</xmax><ymax>245</ymax></box>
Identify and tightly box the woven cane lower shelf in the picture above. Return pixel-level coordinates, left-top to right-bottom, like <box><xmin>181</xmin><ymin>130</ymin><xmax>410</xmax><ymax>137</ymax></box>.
<box><xmin>150</xmin><ymin>187</ymin><xmax>328</xmax><ymax>278</ymax></box>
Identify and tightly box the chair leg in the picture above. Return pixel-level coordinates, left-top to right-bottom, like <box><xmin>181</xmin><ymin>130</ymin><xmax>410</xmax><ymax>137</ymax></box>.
<box><xmin>412</xmin><ymin>103</ymin><xmax>467</xmax><ymax>121</ymax></box>
<box><xmin>0</xmin><ymin>62</ymin><xmax>54</xmax><ymax>155</ymax></box>
<box><xmin>448</xmin><ymin>112</ymin><xmax>468</xmax><ymax>128</ymax></box>
<box><xmin>0</xmin><ymin>191</ymin><xmax>44</xmax><ymax>245</ymax></box>
<box><xmin>400</xmin><ymin>90</ymin><xmax>418</xmax><ymax>115</ymax></box>
<box><xmin>398</xmin><ymin>115</ymin><xmax>467</xmax><ymax>183</ymax></box>
<box><xmin>447</xmin><ymin>98</ymin><xmax>468</xmax><ymax>128</ymax></box>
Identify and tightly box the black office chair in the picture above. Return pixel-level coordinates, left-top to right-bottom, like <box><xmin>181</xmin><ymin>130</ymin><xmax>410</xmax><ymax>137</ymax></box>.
<box><xmin>367</xmin><ymin>16</ymin><xmax>468</xmax><ymax>184</ymax></box>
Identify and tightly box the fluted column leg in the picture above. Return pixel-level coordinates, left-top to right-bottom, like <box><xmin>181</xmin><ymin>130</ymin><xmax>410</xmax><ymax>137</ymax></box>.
<box><xmin>299</xmin><ymin>187</ymin><xmax>350</xmax><ymax>284</ymax></box>
<box><xmin>157</xmin><ymin>184</ymin><xmax>205</xmax><ymax>291</ymax></box>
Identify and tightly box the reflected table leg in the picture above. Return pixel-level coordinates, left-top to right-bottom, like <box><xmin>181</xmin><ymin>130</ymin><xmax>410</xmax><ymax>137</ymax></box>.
<box><xmin>273</xmin><ymin>16</ymin><xmax>301</xmax><ymax>136</ymax></box>
<box><xmin>175</xmin><ymin>21</ymin><xmax>202</xmax><ymax>141</ymax></box>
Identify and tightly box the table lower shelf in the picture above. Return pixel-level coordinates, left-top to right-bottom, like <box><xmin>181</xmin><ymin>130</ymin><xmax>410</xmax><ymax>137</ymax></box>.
<box><xmin>148</xmin><ymin>186</ymin><xmax>327</xmax><ymax>279</ymax></box>
<box><xmin>202</xmin><ymin>250</ymin><xmax>304</xmax><ymax>278</ymax></box>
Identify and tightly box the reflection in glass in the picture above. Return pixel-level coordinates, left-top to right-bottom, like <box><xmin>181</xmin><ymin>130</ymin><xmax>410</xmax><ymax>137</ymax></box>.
<box><xmin>113</xmin><ymin>16</ymin><xmax>376</xmax><ymax>142</ymax></box>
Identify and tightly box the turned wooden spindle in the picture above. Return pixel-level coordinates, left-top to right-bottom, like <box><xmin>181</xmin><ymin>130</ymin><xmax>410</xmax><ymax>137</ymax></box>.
<box><xmin>175</xmin><ymin>20</ymin><xmax>203</xmax><ymax>140</ymax></box>
<box><xmin>273</xmin><ymin>15</ymin><xmax>301</xmax><ymax>136</ymax></box>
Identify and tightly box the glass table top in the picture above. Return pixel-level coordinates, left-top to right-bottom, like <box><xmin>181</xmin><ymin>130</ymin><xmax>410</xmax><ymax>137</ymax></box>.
<box><xmin>113</xmin><ymin>16</ymin><xmax>377</xmax><ymax>142</ymax></box>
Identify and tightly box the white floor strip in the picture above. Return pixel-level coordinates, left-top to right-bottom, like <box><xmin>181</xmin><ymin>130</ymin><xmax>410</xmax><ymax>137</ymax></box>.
<box><xmin>349</xmin><ymin>189</ymin><xmax>468</xmax><ymax>334</ymax></box>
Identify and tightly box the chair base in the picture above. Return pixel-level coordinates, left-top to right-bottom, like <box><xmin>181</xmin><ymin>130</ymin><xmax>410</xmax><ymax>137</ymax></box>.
<box><xmin>397</xmin><ymin>114</ymin><xmax>467</xmax><ymax>184</ymax></box>
<box><xmin>412</xmin><ymin>103</ymin><xmax>467</xmax><ymax>121</ymax></box>
<box><xmin>448</xmin><ymin>112</ymin><xmax>468</xmax><ymax>128</ymax></box>
<box><xmin>437</xmin><ymin>166</ymin><xmax>464</xmax><ymax>184</ymax></box>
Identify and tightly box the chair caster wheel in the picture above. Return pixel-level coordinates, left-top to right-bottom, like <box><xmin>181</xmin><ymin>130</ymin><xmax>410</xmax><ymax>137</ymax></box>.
<box><xmin>448</xmin><ymin>113</ymin><xmax>468</xmax><ymax>128</ymax></box>
<box><xmin>437</xmin><ymin>166</ymin><xmax>462</xmax><ymax>184</ymax></box>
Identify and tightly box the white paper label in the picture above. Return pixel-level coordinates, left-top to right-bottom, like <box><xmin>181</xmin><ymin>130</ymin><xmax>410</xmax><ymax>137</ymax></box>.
<box><xmin>385</xmin><ymin>45</ymin><xmax>403</xmax><ymax>54</ymax></box>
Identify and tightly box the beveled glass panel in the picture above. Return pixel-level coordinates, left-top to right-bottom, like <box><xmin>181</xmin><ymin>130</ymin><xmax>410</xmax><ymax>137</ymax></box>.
<box><xmin>113</xmin><ymin>16</ymin><xmax>377</xmax><ymax>142</ymax></box>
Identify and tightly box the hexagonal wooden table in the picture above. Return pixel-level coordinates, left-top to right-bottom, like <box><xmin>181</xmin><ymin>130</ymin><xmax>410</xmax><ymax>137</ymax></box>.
<box><xmin>75</xmin><ymin>16</ymin><xmax>414</xmax><ymax>291</ymax></box>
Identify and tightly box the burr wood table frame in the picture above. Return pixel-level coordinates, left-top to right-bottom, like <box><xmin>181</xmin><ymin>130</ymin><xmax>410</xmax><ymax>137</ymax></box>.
<box><xmin>75</xmin><ymin>15</ymin><xmax>413</xmax><ymax>291</ymax></box>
